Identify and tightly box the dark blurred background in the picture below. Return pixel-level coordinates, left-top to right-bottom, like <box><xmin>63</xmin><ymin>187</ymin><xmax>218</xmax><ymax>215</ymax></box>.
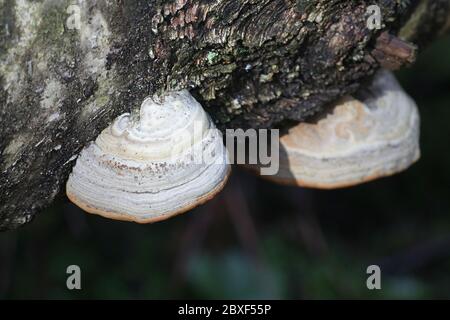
<box><xmin>1</xmin><ymin>35</ymin><xmax>449</xmax><ymax>300</ymax></box>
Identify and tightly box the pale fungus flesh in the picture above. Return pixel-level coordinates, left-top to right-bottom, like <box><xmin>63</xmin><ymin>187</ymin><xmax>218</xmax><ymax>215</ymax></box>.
<box><xmin>66</xmin><ymin>90</ymin><xmax>231</xmax><ymax>223</ymax></box>
<box><xmin>257</xmin><ymin>70</ymin><xmax>421</xmax><ymax>189</ymax></box>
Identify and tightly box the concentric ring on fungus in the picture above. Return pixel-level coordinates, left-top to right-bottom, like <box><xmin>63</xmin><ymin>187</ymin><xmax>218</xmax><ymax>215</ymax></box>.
<box><xmin>251</xmin><ymin>70</ymin><xmax>421</xmax><ymax>189</ymax></box>
<box><xmin>66</xmin><ymin>90</ymin><xmax>231</xmax><ymax>223</ymax></box>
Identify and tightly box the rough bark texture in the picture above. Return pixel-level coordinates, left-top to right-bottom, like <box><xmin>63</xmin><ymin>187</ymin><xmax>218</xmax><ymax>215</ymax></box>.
<box><xmin>1</xmin><ymin>0</ymin><xmax>449</xmax><ymax>231</ymax></box>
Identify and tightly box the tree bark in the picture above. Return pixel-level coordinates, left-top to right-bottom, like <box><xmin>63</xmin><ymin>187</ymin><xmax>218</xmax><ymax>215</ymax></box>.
<box><xmin>1</xmin><ymin>0</ymin><xmax>449</xmax><ymax>231</ymax></box>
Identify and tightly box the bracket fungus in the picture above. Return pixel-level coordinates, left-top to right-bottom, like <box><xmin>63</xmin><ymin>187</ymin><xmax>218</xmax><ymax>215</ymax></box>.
<box><xmin>66</xmin><ymin>90</ymin><xmax>231</xmax><ymax>223</ymax></box>
<box><xmin>254</xmin><ymin>70</ymin><xmax>421</xmax><ymax>189</ymax></box>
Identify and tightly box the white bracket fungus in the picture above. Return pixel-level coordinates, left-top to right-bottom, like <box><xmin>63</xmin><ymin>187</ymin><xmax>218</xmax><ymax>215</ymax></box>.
<box><xmin>254</xmin><ymin>70</ymin><xmax>421</xmax><ymax>189</ymax></box>
<box><xmin>66</xmin><ymin>90</ymin><xmax>231</xmax><ymax>223</ymax></box>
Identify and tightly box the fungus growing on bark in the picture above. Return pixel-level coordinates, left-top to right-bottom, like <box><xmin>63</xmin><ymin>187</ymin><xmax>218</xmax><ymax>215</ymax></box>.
<box><xmin>66</xmin><ymin>90</ymin><xmax>231</xmax><ymax>223</ymax></box>
<box><xmin>252</xmin><ymin>70</ymin><xmax>421</xmax><ymax>189</ymax></box>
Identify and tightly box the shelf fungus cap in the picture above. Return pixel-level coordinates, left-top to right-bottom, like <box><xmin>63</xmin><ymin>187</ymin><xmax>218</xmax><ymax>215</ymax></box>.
<box><xmin>66</xmin><ymin>90</ymin><xmax>231</xmax><ymax>223</ymax></box>
<box><xmin>265</xmin><ymin>70</ymin><xmax>421</xmax><ymax>189</ymax></box>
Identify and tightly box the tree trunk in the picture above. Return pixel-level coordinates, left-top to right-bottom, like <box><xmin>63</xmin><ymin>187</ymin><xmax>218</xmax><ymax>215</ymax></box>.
<box><xmin>1</xmin><ymin>0</ymin><xmax>449</xmax><ymax>231</ymax></box>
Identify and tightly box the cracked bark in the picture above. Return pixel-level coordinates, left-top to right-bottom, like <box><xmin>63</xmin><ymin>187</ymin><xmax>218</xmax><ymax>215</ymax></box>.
<box><xmin>1</xmin><ymin>0</ymin><xmax>449</xmax><ymax>231</ymax></box>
